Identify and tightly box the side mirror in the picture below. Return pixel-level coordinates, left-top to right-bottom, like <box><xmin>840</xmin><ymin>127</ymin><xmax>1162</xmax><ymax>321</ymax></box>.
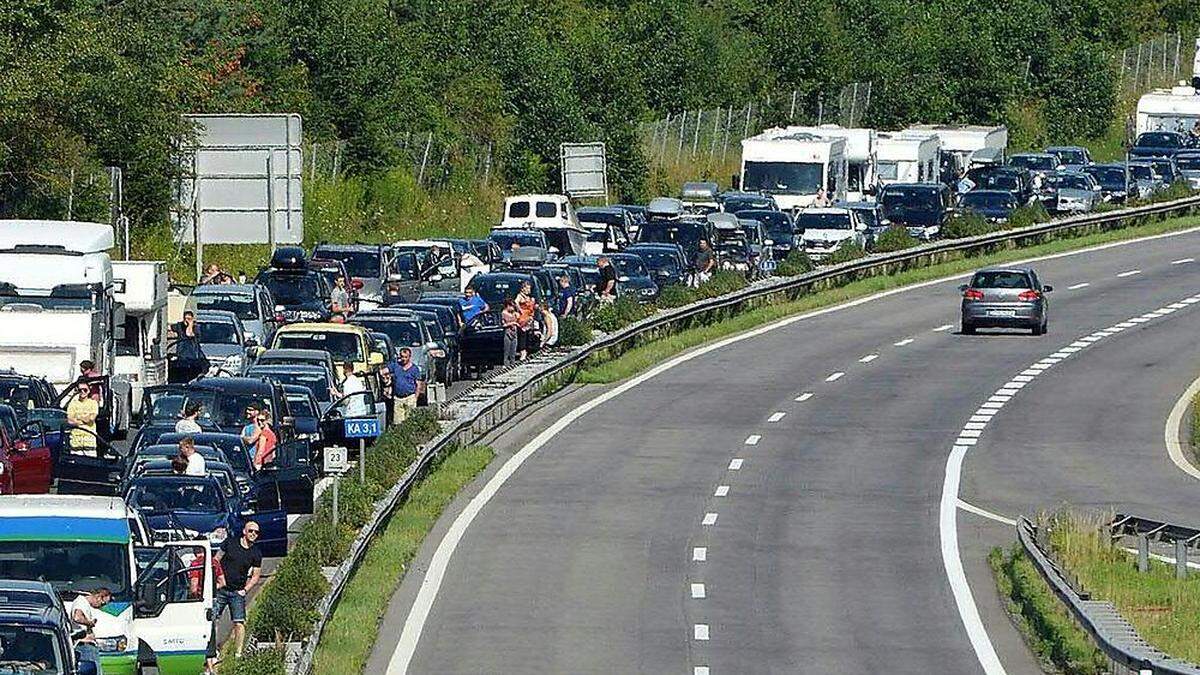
<box><xmin>429</xmin><ymin>274</ymin><xmax>444</xmax><ymax>283</ymax></box>
<box><xmin>281</xmin><ymin>416</ymin><xmax>296</xmax><ymax>428</ymax></box>
<box><xmin>958</xmin><ymin>284</ymin><xmax>969</xmax><ymax>291</ymax></box>
<box><xmin>618</xmin><ymin>275</ymin><xmax>630</xmax><ymax>283</ymax></box>
<box><xmin>351</xmin><ymin>279</ymin><xmax>364</xmax><ymax>290</ymax></box>
<box><xmin>764</xmin><ymin>239</ymin><xmax>774</xmax><ymax>246</ymax></box>
<box><xmin>548</xmin><ymin>246</ymin><xmax>560</xmax><ymax>254</ymax></box>
<box><xmin>369</xmin><ymin>352</ymin><xmax>384</xmax><ymax>366</ymax></box>
<box><xmin>11</xmin><ymin>440</ymin><xmax>27</xmax><ymax>452</ymax></box>
<box><xmin>1043</xmin><ymin>285</ymin><xmax>1054</xmax><ymax>293</ymax></box>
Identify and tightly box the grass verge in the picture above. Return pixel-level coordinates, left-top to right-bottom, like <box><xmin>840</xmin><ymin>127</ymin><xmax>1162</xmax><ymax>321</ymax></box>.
<box><xmin>310</xmin><ymin>444</ymin><xmax>494</xmax><ymax>674</ymax></box>
<box><xmin>989</xmin><ymin>545</ymin><xmax>1107</xmax><ymax>674</ymax></box>
<box><xmin>1048</xmin><ymin>512</ymin><xmax>1200</xmax><ymax>664</ymax></box>
<box><xmin>578</xmin><ymin>213</ymin><xmax>1200</xmax><ymax>384</ymax></box>
<box><xmin>1191</xmin><ymin>388</ymin><xmax>1200</xmax><ymax>466</ymax></box>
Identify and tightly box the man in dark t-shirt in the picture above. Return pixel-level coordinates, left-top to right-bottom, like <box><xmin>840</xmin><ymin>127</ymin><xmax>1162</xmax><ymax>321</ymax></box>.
<box><xmin>209</xmin><ymin>522</ymin><xmax>263</xmax><ymax>667</ymax></box>
<box><xmin>595</xmin><ymin>257</ymin><xmax>617</xmax><ymax>300</ymax></box>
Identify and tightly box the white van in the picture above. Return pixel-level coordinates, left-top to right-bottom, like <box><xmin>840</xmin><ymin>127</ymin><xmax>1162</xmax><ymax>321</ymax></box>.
<box><xmin>113</xmin><ymin>261</ymin><xmax>169</xmax><ymax>418</ymax></box>
<box><xmin>0</xmin><ymin>496</ymin><xmax>213</xmax><ymax>675</ymax></box>
<box><xmin>501</xmin><ymin>194</ymin><xmax>580</xmax><ymax>230</ymax></box>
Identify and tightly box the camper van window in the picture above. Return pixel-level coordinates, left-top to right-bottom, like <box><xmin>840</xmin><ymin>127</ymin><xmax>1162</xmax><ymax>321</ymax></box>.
<box><xmin>848</xmin><ymin>164</ymin><xmax>864</xmax><ymax>191</ymax></box>
<box><xmin>742</xmin><ymin>161</ymin><xmax>822</xmax><ymax>195</ymax></box>
<box><xmin>536</xmin><ymin>202</ymin><xmax>557</xmax><ymax>218</ymax></box>
<box><xmin>877</xmin><ymin>161</ymin><xmax>899</xmax><ymax>181</ymax></box>
<box><xmin>508</xmin><ymin>201</ymin><xmax>531</xmax><ymax>219</ymax></box>
<box><xmin>117</xmin><ymin>315</ymin><xmax>141</xmax><ymax>356</ymax></box>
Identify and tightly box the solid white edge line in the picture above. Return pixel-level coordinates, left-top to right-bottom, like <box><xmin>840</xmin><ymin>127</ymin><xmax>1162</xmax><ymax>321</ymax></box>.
<box><xmin>956</xmin><ymin>499</ymin><xmax>1017</xmax><ymax>527</ymax></box>
<box><xmin>1164</xmin><ymin>373</ymin><xmax>1200</xmax><ymax>482</ymax></box>
<box><xmin>387</xmin><ymin>222</ymin><xmax>1200</xmax><ymax>673</ymax></box>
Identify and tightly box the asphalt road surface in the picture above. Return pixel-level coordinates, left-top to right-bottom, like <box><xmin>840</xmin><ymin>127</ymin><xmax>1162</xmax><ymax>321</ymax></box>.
<box><xmin>369</xmin><ymin>225</ymin><xmax>1200</xmax><ymax>674</ymax></box>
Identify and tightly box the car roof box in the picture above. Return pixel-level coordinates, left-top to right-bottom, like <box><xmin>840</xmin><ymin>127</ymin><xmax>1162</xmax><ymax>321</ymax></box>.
<box><xmin>646</xmin><ymin>197</ymin><xmax>684</xmax><ymax>218</ymax></box>
<box><xmin>270</xmin><ymin>245</ymin><xmax>308</xmax><ymax>270</ymax></box>
<box><xmin>681</xmin><ymin>182</ymin><xmax>719</xmax><ymax>200</ymax></box>
<box><xmin>509</xmin><ymin>246</ymin><xmax>548</xmax><ymax>267</ymax></box>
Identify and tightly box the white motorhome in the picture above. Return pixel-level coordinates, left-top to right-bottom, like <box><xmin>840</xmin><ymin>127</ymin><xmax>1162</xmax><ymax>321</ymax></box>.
<box><xmin>113</xmin><ymin>261</ymin><xmax>168</xmax><ymax>417</ymax></box>
<box><xmin>875</xmin><ymin>133</ymin><xmax>941</xmax><ymax>187</ymax></box>
<box><xmin>788</xmin><ymin>125</ymin><xmax>877</xmax><ymax>201</ymax></box>
<box><xmin>0</xmin><ymin>221</ymin><xmax>131</xmax><ymax>438</ymax></box>
<box><xmin>740</xmin><ymin>129</ymin><xmax>848</xmax><ymax>210</ymax></box>
<box><xmin>905</xmin><ymin>124</ymin><xmax>1008</xmax><ymax>175</ymax></box>
<box><xmin>1136</xmin><ymin>84</ymin><xmax>1200</xmax><ymax>136</ymax></box>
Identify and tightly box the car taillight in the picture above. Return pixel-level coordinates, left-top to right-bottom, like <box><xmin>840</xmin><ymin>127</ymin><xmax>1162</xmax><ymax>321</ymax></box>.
<box><xmin>963</xmin><ymin>289</ymin><xmax>984</xmax><ymax>301</ymax></box>
<box><xmin>275</xmin><ymin>312</ymin><xmax>287</xmax><ymax>323</ymax></box>
<box><xmin>1017</xmin><ymin>290</ymin><xmax>1041</xmax><ymax>301</ymax></box>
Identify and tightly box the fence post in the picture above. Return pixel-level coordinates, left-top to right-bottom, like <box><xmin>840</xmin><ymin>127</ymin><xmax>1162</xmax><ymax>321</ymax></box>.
<box><xmin>692</xmin><ymin>109</ymin><xmax>701</xmax><ymax>157</ymax></box>
<box><xmin>332</xmin><ymin>142</ymin><xmax>342</xmax><ymax>180</ymax></box>
<box><xmin>849</xmin><ymin>82</ymin><xmax>860</xmax><ymax>127</ymax></box>
<box><xmin>417</xmin><ymin>132</ymin><xmax>433</xmax><ymax>185</ymax></box>
<box><xmin>709</xmin><ymin>107</ymin><xmax>720</xmax><ymax>160</ymax></box>
<box><xmin>677</xmin><ymin>109</ymin><xmax>687</xmax><ymax>163</ymax></box>
<box><xmin>1163</xmin><ymin>34</ymin><xmax>1169</xmax><ymax>80</ymax></box>
<box><xmin>789</xmin><ymin>90</ymin><xmax>797</xmax><ymax>121</ymax></box>
<box><xmin>742</xmin><ymin>103</ymin><xmax>752</xmax><ymax>140</ymax></box>
<box><xmin>1174</xmin><ymin>33</ymin><xmax>1182</xmax><ymax>80</ymax></box>
<box><xmin>1137</xmin><ymin>534</ymin><xmax>1149</xmax><ymax>573</ymax></box>
<box><xmin>661</xmin><ymin>113</ymin><xmax>672</xmax><ymax>160</ymax></box>
<box><xmin>1134</xmin><ymin>43</ymin><xmax>1143</xmax><ymax>90</ymax></box>
<box><xmin>1177</xmin><ymin>540</ymin><xmax>1188</xmax><ymax>579</ymax></box>
<box><xmin>482</xmin><ymin>143</ymin><xmax>493</xmax><ymax>185</ymax></box>
<box><xmin>817</xmin><ymin>94</ymin><xmax>824</xmax><ymax>125</ymax></box>
<box><xmin>722</xmin><ymin>106</ymin><xmax>732</xmax><ymax>161</ymax></box>
<box><xmin>310</xmin><ymin>142</ymin><xmax>318</xmax><ymax>182</ymax></box>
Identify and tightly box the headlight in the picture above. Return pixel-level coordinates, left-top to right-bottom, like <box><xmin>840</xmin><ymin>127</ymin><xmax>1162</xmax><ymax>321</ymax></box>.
<box><xmin>639</xmin><ymin>287</ymin><xmax>656</xmax><ymax>296</ymax></box>
<box><xmin>428</xmin><ymin>348</ymin><xmax>446</xmax><ymax>358</ymax></box>
<box><xmin>96</xmin><ymin>635</ymin><xmax>129</xmax><ymax>653</ymax></box>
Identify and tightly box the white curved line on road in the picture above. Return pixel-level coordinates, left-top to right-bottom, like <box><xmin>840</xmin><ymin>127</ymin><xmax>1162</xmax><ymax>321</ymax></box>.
<box><xmin>1163</xmin><ymin>373</ymin><xmax>1200</xmax><ymax>482</ymax></box>
<box><xmin>956</xmin><ymin>499</ymin><xmax>1016</xmax><ymax>527</ymax></box>
<box><xmin>385</xmin><ymin>224</ymin><xmax>1200</xmax><ymax>674</ymax></box>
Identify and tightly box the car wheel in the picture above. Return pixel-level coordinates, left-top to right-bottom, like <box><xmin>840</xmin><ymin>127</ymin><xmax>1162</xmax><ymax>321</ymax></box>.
<box><xmin>961</xmin><ymin>322</ymin><xmax>976</xmax><ymax>335</ymax></box>
<box><xmin>1032</xmin><ymin>320</ymin><xmax>1046</xmax><ymax>336</ymax></box>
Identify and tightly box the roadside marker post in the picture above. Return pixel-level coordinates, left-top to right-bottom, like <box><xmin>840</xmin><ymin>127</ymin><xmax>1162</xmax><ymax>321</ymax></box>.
<box><xmin>324</xmin><ymin>445</ymin><xmax>349</xmax><ymax>526</ymax></box>
<box><xmin>344</xmin><ymin>417</ymin><xmax>382</xmax><ymax>483</ymax></box>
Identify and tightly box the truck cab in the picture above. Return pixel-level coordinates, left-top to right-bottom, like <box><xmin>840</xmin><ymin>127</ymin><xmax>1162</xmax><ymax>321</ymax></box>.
<box><xmin>0</xmin><ymin>495</ymin><xmax>213</xmax><ymax>675</ymax></box>
<box><xmin>0</xmin><ymin>221</ymin><xmax>132</xmax><ymax>440</ymax></box>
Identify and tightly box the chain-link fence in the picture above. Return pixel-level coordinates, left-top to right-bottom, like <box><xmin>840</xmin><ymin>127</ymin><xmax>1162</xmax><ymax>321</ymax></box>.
<box><xmin>640</xmin><ymin>82</ymin><xmax>873</xmax><ymax>166</ymax></box>
<box><xmin>1118</xmin><ymin>32</ymin><xmax>1199</xmax><ymax>94</ymax></box>
<box><xmin>305</xmin><ymin>134</ymin><xmax>497</xmax><ymax>189</ymax></box>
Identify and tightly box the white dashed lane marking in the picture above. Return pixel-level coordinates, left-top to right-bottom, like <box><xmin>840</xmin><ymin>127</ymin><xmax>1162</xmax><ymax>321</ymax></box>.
<box><xmin>714</xmin><ymin>485</ymin><xmax>729</xmax><ymax>497</ymax></box>
<box><xmin>825</xmin><ymin>372</ymin><xmax>845</xmax><ymax>382</ymax></box>
<box><xmin>933</xmin><ymin>323</ymin><xmax>955</xmax><ymax>332</ymax></box>
<box><xmin>859</xmin><ymin>354</ymin><xmax>879</xmax><ymax>363</ymax></box>
<box><xmin>767</xmin><ymin>412</ymin><xmax>786</xmax><ymax>423</ymax></box>
<box><xmin>1173</xmin><ymin>258</ymin><xmax>1195</xmax><ymax>264</ymax></box>
<box><xmin>894</xmin><ymin>338</ymin><xmax>915</xmax><ymax>346</ymax></box>
<box><xmin>691</xmin><ymin>583</ymin><xmax>706</xmax><ymax>599</ymax></box>
<box><xmin>1116</xmin><ymin>269</ymin><xmax>1141</xmax><ymax>278</ymax></box>
<box><xmin>693</xmin><ymin>624</ymin><xmax>709</xmax><ymax>641</ymax></box>
<box><xmin>795</xmin><ymin>392</ymin><xmax>814</xmax><ymax>402</ymax></box>
<box><xmin>728</xmin><ymin>458</ymin><xmax>743</xmax><ymax>470</ymax></box>
<box><xmin>694</xmin><ymin>668</ymin><xmax>710</xmax><ymax>675</ymax></box>
<box><xmin>692</xmin><ymin>547</ymin><xmax>707</xmax><ymax>562</ymax></box>
<box><xmin>701</xmin><ymin>513</ymin><xmax>718</xmax><ymax>526</ymax></box>
<box><xmin>1067</xmin><ymin>282</ymin><xmax>1089</xmax><ymax>290</ymax></box>
<box><xmin>745</xmin><ymin>434</ymin><xmax>761</xmax><ymax>445</ymax></box>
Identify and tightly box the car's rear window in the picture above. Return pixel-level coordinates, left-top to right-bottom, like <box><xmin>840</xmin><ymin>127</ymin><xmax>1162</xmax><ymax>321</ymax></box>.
<box><xmin>971</xmin><ymin>271</ymin><xmax>1032</xmax><ymax>289</ymax></box>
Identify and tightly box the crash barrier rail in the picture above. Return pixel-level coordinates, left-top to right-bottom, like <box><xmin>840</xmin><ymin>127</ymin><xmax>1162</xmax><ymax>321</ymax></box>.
<box><xmin>1111</xmin><ymin>514</ymin><xmax>1200</xmax><ymax>578</ymax></box>
<box><xmin>292</xmin><ymin>194</ymin><xmax>1200</xmax><ymax>673</ymax></box>
<box><xmin>1018</xmin><ymin>516</ymin><xmax>1200</xmax><ymax>675</ymax></box>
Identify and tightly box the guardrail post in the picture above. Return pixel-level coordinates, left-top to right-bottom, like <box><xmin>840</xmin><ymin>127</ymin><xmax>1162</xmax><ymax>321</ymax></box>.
<box><xmin>1137</xmin><ymin>534</ymin><xmax>1149</xmax><ymax>572</ymax></box>
<box><xmin>1176</xmin><ymin>539</ymin><xmax>1188</xmax><ymax>579</ymax></box>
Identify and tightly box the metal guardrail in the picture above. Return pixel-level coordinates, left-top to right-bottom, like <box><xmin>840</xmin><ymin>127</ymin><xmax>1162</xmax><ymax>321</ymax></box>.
<box><xmin>292</xmin><ymin>194</ymin><xmax>1200</xmax><ymax>673</ymax></box>
<box><xmin>1018</xmin><ymin>516</ymin><xmax>1200</xmax><ymax>675</ymax></box>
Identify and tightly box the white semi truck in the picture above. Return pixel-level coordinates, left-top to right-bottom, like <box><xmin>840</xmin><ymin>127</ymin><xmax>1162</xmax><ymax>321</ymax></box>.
<box><xmin>740</xmin><ymin>129</ymin><xmax>848</xmax><ymax>210</ymax></box>
<box><xmin>113</xmin><ymin>260</ymin><xmax>169</xmax><ymax>418</ymax></box>
<box><xmin>0</xmin><ymin>221</ymin><xmax>131</xmax><ymax>438</ymax></box>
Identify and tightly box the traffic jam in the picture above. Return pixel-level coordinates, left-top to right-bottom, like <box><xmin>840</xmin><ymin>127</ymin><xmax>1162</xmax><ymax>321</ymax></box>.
<box><xmin>0</xmin><ymin>95</ymin><xmax>1197</xmax><ymax>673</ymax></box>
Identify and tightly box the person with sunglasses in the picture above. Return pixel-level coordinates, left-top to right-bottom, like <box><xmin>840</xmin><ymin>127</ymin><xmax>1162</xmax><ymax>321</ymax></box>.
<box><xmin>65</xmin><ymin>381</ymin><xmax>99</xmax><ymax>455</ymax></box>
<box><xmin>209</xmin><ymin>521</ymin><xmax>263</xmax><ymax>669</ymax></box>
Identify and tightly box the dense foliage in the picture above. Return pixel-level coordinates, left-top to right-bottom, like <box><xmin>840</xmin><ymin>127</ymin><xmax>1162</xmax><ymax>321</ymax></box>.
<box><xmin>2</xmin><ymin>0</ymin><xmax>1197</xmax><ymax>229</ymax></box>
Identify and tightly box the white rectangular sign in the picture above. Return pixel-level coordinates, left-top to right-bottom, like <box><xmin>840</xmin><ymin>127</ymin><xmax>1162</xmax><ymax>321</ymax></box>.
<box><xmin>560</xmin><ymin>142</ymin><xmax>608</xmax><ymax>199</ymax></box>
<box><xmin>324</xmin><ymin>445</ymin><xmax>349</xmax><ymax>474</ymax></box>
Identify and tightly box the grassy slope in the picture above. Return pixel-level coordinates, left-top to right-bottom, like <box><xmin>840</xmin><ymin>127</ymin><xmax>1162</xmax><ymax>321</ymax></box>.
<box><xmin>579</xmin><ymin>214</ymin><xmax>1200</xmax><ymax>383</ymax></box>
<box><xmin>311</xmin><ymin>445</ymin><xmax>494</xmax><ymax>675</ymax></box>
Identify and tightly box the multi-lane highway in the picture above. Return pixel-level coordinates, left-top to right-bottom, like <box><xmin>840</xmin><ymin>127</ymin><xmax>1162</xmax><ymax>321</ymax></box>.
<box><xmin>370</xmin><ymin>224</ymin><xmax>1200</xmax><ymax>674</ymax></box>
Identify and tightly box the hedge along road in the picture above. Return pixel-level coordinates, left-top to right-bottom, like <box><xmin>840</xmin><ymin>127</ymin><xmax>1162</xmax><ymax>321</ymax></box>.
<box><xmin>369</xmin><ymin>223</ymin><xmax>1200</xmax><ymax>674</ymax></box>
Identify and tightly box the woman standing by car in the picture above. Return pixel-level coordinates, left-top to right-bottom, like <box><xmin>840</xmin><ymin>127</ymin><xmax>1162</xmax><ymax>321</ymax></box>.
<box><xmin>501</xmin><ymin>300</ymin><xmax>520</xmax><ymax>366</ymax></box>
<box><xmin>515</xmin><ymin>281</ymin><xmax>536</xmax><ymax>360</ymax></box>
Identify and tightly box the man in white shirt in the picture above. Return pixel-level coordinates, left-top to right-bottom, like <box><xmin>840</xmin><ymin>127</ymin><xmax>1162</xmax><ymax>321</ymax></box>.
<box><xmin>179</xmin><ymin>437</ymin><xmax>206</xmax><ymax>476</ymax></box>
<box><xmin>175</xmin><ymin>401</ymin><xmax>203</xmax><ymax>434</ymax></box>
<box><xmin>340</xmin><ymin>363</ymin><xmax>370</xmax><ymax>418</ymax></box>
<box><xmin>70</xmin><ymin>588</ymin><xmax>111</xmax><ymax>674</ymax></box>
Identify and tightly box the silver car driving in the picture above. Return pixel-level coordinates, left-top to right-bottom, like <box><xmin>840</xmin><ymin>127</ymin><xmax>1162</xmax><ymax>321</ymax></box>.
<box><xmin>960</xmin><ymin>267</ymin><xmax>1053</xmax><ymax>335</ymax></box>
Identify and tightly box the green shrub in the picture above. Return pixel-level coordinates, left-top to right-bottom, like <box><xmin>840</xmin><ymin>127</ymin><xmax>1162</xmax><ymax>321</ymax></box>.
<box><xmin>250</xmin><ymin>555</ymin><xmax>328</xmax><ymax>641</ymax></box>
<box><xmin>825</xmin><ymin>241</ymin><xmax>866</xmax><ymax>265</ymax></box>
<box><xmin>557</xmin><ymin>315</ymin><xmax>593</xmax><ymax>346</ymax></box>
<box><xmin>656</xmin><ymin>283</ymin><xmax>697</xmax><ymax>308</ymax></box>
<box><xmin>1008</xmin><ymin>202</ymin><xmax>1051</xmax><ymax>229</ymax></box>
<box><xmin>591</xmin><ymin>296</ymin><xmax>651</xmax><ymax>332</ymax></box>
<box><xmin>224</xmin><ymin>644</ymin><xmax>287</xmax><ymax>675</ymax></box>
<box><xmin>942</xmin><ymin>212</ymin><xmax>995</xmax><ymax>239</ymax></box>
<box><xmin>871</xmin><ymin>226</ymin><xmax>918</xmax><ymax>253</ymax></box>
<box><xmin>1142</xmin><ymin>181</ymin><xmax>1198</xmax><ymax>204</ymax></box>
<box><xmin>693</xmin><ymin>270</ymin><xmax>748</xmax><ymax>299</ymax></box>
<box><xmin>776</xmin><ymin>250</ymin><xmax>815</xmax><ymax>276</ymax></box>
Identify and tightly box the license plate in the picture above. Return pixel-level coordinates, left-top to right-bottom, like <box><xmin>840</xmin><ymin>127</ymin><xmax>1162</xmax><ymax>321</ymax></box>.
<box><xmin>988</xmin><ymin>309</ymin><xmax>1016</xmax><ymax>317</ymax></box>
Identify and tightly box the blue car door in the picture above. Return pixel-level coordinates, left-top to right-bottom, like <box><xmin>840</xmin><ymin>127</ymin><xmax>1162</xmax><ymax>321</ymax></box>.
<box><xmin>237</xmin><ymin>486</ymin><xmax>290</xmax><ymax>557</ymax></box>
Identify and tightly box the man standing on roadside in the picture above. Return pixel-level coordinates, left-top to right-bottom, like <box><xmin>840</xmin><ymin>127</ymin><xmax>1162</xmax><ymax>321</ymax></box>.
<box><xmin>459</xmin><ymin>285</ymin><xmax>488</xmax><ymax>323</ymax></box>
<box><xmin>209</xmin><ymin>522</ymin><xmax>262</xmax><ymax>669</ymax></box>
<box><xmin>595</xmin><ymin>256</ymin><xmax>617</xmax><ymax>302</ymax></box>
<box><xmin>693</xmin><ymin>240</ymin><xmax>715</xmax><ymax>287</ymax></box>
<box><xmin>387</xmin><ymin>347</ymin><xmax>424</xmax><ymax>424</ymax></box>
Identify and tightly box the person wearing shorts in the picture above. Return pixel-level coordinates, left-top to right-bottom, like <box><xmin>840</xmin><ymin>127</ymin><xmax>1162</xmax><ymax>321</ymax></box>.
<box><xmin>209</xmin><ymin>522</ymin><xmax>262</xmax><ymax>669</ymax></box>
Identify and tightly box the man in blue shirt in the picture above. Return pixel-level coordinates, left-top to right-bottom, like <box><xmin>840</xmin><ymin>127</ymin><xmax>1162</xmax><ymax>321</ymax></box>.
<box><xmin>387</xmin><ymin>347</ymin><xmax>424</xmax><ymax>423</ymax></box>
<box><xmin>557</xmin><ymin>275</ymin><xmax>576</xmax><ymax>316</ymax></box>
<box><xmin>459</xmin><ymin>286</ymin><xmax>488</xmax><ymax>323</ymax></box>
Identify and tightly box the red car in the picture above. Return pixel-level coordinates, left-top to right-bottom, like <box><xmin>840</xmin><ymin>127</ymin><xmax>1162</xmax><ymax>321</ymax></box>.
<box><xmin>0</xmin><ymin>404</ymin><xmax>52</xmax><ymax>494</ymax></box>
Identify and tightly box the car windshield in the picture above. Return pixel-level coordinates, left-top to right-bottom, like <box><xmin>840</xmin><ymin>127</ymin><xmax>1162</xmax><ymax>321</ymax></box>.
<box><xmin>314</xmin><ymin>249</ymin><xmax>380</xmax><ymax>279</ymax></box>
<box><xmin>274</xmin><ymin>331</ymin><xmax>362</xmax><ymax>362</ymax></box>
<box><xmin>611</xmin><ymin>258</ymin><xmax>649</xmax><ymax>278</ymax></box>
<box><xmin>742</xmin><ymin>161</ymin><xmax>822</xmax><ymax>195</ymax></box>
<box><xmin>286</xmin><ymin>394</ymin><xmax>318</xmax><ymax>418</ymax></box>
<box><xmin>971</xmin><ymin>271</ymin><xmax>1032</xmax><ymax>289</ymax></box>
<box><xmin>145</xmin><ymin>389</ymin><xmax>273</xmax><ymax>429</ymax></box>
<box><xmin>1050</xmin><ymin>149</ymin><xmax>1087</xmax><ymax>164</ymax></box>
<box><xmin>796</xmin><ymin>213</ymin><xmax>852</xmax><ymax>230</ymax></box>
<box><xmin>252</xmin><ymin>371</ymin><xmax>330</xmax><ymax>402</ymax></box>
<box><xmin>489</xmin><ymin>231</ymin><xmax>545</xmax><ymax>250</ymax></box>
<box><xmin>847</xmin><ymin>207</ymin><xmax>880</xmax><ymax>227</ymax></box>
<box><xmin>387</xmin><ymin>254</ymin><xmax>418</xmax><ymax>280</ymax></box>
<box><xmin>128</xmin><ymin>478</ymin><xmax>224</xmax><ymax>513</ymax></box>
<box><xmin>1010</xmin><ymin>155</ymin><xmax>1056</xmax><ymax>171</ymax></box>
<box><xmin>961</xmin><ymin>192</ymin><xmax>1014</xmax><ymax>209</ymax></box>
<box><xmin>1085</xmin><ymin>166</ymin><xmax>1126</xmax><ymax>187</ymax></box>
<box><xmin>880</xmin><ymin>188</ymin><xmax>939</xmax><ymax>213</ymax></box>
<box><xmin>194</xmin><ymin>293</ymin><xmax>257</xmax><ymax>321</ymax></box>
<box><xmin>1129</xmin><ymin>165</ymin><xmax>1157</xmax><ymax>181</ymax></box>
<box><xmin>0</xmin><ymin>540</ymin><xmax>130</xmax><ymax>599</ymax></box>
<box><xmin>578</xmin><ymin>211</ymin><xmax>623</xmax><ymax>227</ymax></box>
<box><xmin>352</xmin><ymin>319</ymin><xmax>425</xmax><ymax>347</ymax></box>
<box><xmin>196</xmin><ymin>321</ymin><xmax>239</xmax><ymax>345</ymax></box>
<box><xmin>468</xmin><ymin>277</ymin><xmax>522</xmax><ymax>306</ymax></box>
<box><xmin>741</xmin><ymin>212</ymin><xmax>793</xmax><ymax>240</ymax></box>
<box><xmin>0</xmin><ymin>623</ymin><xmax>62</xmax><ymax>672</ymax></box>
<box><xmin>260</xmin><ymin>272</ymin><xmax>324</xmax><ymax>305</ymax></box>
<box><xmin>1051</xmin><ymin>175</ymin><xmax>1093</xmax><ymax>191</ymax></box>
<box><xmin>637</xmin><ymin>221</ymin><xmax>705</xmax><ymax>252</ymax></box>
<box><xmin>1137</xmin><ymin>133</ymin><xmax>1181</xmax><ymax>148</ymax></box>
<box><xmin>632</xmin><ymin>250</ymin><xmax>679</xmax><ymax>272</ymax></box>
